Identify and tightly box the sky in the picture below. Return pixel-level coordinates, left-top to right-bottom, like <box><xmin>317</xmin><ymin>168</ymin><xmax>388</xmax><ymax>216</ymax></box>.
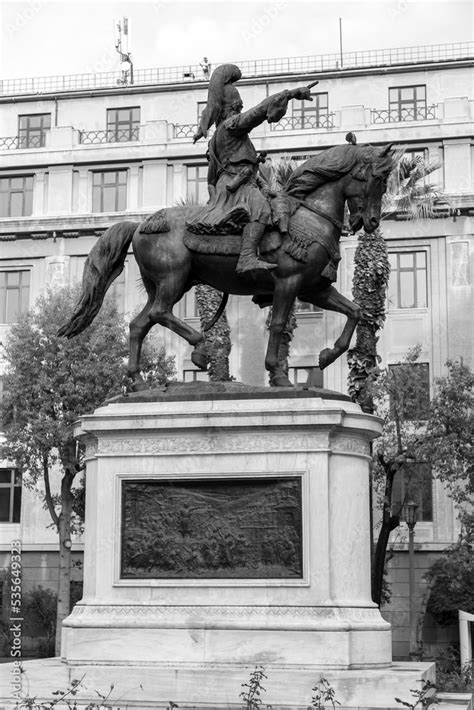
<box><xmin>0</xmin><ymin>0</ymin><xmax>473</xmax><ymax>80</ymax></box>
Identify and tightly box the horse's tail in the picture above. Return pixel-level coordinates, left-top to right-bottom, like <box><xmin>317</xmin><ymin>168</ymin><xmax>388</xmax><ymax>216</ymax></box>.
<box><xmin>58</xmin><ymin>221</ymin><xmax>138</xmax><ymax>338</ymax></box>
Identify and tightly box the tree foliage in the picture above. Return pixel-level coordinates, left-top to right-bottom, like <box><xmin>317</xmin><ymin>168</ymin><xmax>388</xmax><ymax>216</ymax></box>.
<box><xmin>347</xmin><ymin>228</ymin><xmax>390</xmax><ymax>412</ymax></box>
<box><xmin>1</xmin><ymin>285</ymin><xmax>175</xmax><ymax>653</ymax></box>
<box><xmin>195</xmin><ymin>285</ymin><xmax>232</xmax><ymax>382</ymax></box>
<box><xmin>348</xmin><ymin>152</ymin><xmax>444</xmax><ymax>414</ymax></box>
<box><xmin>426</xmin><ymin>534</ymin><xmax>474</xmax><ymax>626</ymax></box>
<box><xmin>369</xmin><ymin>352</ymin><xmax>473</xmax><ymax>615</ymax></box>
<box><xmin>2</xmin><ymin>286</ymin><xmax>129</xmax><ymax>653</ymax></box>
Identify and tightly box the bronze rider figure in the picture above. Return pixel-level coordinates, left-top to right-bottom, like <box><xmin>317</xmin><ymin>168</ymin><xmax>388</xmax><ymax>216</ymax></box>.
<box><xmin>187</xmin><ymin>64</ymin><xmax>317</xmax><ymax>275</ymax></box>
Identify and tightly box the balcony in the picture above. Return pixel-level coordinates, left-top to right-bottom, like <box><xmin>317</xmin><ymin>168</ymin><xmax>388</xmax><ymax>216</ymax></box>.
<box><xmin>271</xmin><ymin>113</ymin><xmax>336</xmax><ymax>131</ymax></box>
<box><xmin>0</xmin><ymin>133</ymin><xmax>50</xmax><ymax>150</ymax></box>
<box><xmin>173</xmin><ymin>124</ymin><xmax>198</xmax><ymax>140</ymax></box>
<box><xmin>79</xmin><ymin>127</ymin><xmax>140</xmax><ymax>144</ymax></box>
<box><xmin>371</xmin><ymin>105</ymin><xmax>438</xmax><ymax>124</ymax></box>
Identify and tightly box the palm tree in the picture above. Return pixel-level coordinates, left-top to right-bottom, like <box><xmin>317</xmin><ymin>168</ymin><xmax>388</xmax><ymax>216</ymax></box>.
<box><xmin>195</xmin><ymin>284</ymin><xmax>232</xmax><ymax>381</ymax></box>
<box><xmin>346</xmin><ymin>151</ymin><xmax>447</xmax><ymax>605</ymax></box>
<box><xmin>347</xmin><ymin>152</ymin><xmax>443</xmax><ymax>413</ymax></box>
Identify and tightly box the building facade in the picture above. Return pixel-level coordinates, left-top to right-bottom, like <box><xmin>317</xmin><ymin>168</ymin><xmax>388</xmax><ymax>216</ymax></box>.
<box><xmin>0</xmin><ymin>41</ymin><xmax>473</xmax><ymax>658</ymax></box>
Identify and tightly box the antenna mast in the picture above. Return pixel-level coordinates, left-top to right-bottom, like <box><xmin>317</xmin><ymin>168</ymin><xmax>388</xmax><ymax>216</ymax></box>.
<box><xmin>115</xmin><ymin>17</ymin><xmax>134</xmax><ymax>85</ymax></box>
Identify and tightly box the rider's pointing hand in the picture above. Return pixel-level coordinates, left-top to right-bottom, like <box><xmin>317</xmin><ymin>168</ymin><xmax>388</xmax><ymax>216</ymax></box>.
<box><xmin>291</xmin><ymin>81</ymin><xmax>319</xmax><ymax>101</ymax></box>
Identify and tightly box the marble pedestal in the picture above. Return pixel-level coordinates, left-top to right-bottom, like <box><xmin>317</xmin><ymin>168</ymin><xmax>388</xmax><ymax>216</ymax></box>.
<box><xmin>55</xmin><ymin>387</ymin><xmax>432</xmax><ymax>706</ymax></box>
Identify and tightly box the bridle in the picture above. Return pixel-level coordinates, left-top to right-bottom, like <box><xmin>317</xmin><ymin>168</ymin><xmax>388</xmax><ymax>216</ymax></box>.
<box><xmin>297</xmin><ymin>160</ymin><xmax>382</xmax><ymax>233</ymax></box>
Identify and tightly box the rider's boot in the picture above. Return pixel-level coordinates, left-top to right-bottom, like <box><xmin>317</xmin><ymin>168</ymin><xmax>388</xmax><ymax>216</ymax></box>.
<box><xmin>236</xmin><ymin>222</ymin><xmax>277</xmax><ymax>275</ymax></box>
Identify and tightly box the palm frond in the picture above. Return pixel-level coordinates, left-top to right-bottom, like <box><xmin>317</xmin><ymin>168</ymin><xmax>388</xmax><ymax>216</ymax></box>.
<box><xmin>382</xmin><ymin>151</ymin><xmax>446</xmax><ymax>221</ymax></box>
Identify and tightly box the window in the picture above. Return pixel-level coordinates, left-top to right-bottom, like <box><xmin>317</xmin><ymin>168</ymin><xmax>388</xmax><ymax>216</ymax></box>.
<box><xmin>92</xmin><ymin>171</ymin><xmax>127</xmax><ymax>212</ymax></box>
<box><xmin>388</xmin><ymin>362</ymin><xmax>430</xmax><ymax>420</ymax></box>
<box><xmin>186</xmin><ymin>165</ymin><xmax>208</xmax><ymax>204</ymax></box>
<box><xmin>388</xmin><ymin>251</ymin><xmax>428</xmax><ymax>309</ymax></box>
<box><xmin>106</xmin><ymin>107</ymin><xmax>140</xmax><ymax>142</ymax></box>
<box><xmin>389</xmin><ymin>85</ymin><xmax>427</xmax><ymax>121</ymax></box>
<box><xmin>0</xmin><ymin>270</ymin><xmax>30</xmax><ymax>323</ymax></box>
<box><xmin>0</xmin><ymin>176</ymin><xmax>34</xmax><ymax>217</ymax></box>
<box><xmin>0</xmin><ymin>469</ymin><xmax>22</xmax><ymax>523</ymax></box>
<box><xmin>288</xmin><ymin>366</ymin><xmax>323</xmax><ymax>388</ymax></box>
<box><xmin>392</xmin><ymin>463</ymin><xmax>433</xmax><ymax>522</ymax></box>
<box><xmin>183</xmin><ymin>288</ymin><xmax>198</xmax><ymax>319</ymax></box>
<box><xmin>293</xmin><ymin>92</ymin><xmax>329</xmax><ymax>128</ymax></box>
<box><xmin>197</xmin><ymin>102</ymin><xmax>207</xmax><ymax>122</ymax></box>
<box><xmin>183</xmin><ymin>369</ymin><xmax>208</xmax><ymax>382</ymax></box>
<box><xmin>403</xmin><ymin>148</ymin><xmax>428</xmax><ymax>163</ymax></box>
<box><xmin>295</xmin><ymin>301</ymin><xmax>322</xmax><ymax>314</ymax></box>
<box><xmin>18</xmin><ymin>113</ymin><xmax>51</xmax><ymax>148</ymax></box>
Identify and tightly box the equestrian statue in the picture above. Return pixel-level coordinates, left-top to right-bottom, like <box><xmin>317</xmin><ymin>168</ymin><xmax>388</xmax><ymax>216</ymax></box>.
<box><xmin>59</xmin><ymin>64</ymin><xmax>395</xmax><ymax>389</ymax></box>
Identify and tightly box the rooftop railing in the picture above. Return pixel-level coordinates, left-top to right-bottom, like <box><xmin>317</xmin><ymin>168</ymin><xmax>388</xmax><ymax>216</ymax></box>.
<box><xmin>1</xmin><ymin>41</ymin><xmax>472</xmax><ymax>97</ymax></box>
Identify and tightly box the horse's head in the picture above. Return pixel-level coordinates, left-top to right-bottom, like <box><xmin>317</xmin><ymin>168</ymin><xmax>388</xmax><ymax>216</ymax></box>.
<box><xmin>345</xmin><ymin>144</ymin><xmax>395</xmax><ymax>233</ymax></box>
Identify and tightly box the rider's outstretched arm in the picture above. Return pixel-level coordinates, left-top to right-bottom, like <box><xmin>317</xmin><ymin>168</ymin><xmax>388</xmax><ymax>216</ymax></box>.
<box><xmin>229</xmin><ymin>82</ymin><xmax>318</xmax><ymax>134</ymax></box>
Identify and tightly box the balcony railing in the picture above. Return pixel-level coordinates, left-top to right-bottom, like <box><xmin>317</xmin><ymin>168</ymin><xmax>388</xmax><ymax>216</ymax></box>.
<box><xmin>174</xmin><ymin>123</ymin><xmax>198</xmax><ymax>139</ymax></box>
<box><xmin>0</xmin><ymin>136</ymin><xmax>19</xmax><ymax>149</ymax></box>
<box><xmin>1</xmin><ymin>41</ymin><xmax>472</xmax><ymax>96</ymax></box>
<box><xmin>271</xmin><ymin>113</ymin><xmax>336</xmax><ymax>131</ymax></box>
<box><xmin>79</xmin><ymin>127</ymin><xmax>140</xmax><ymax>144</ymax></box>
<box><xmin>0</xmin><ymin>133</ymin><xmax>49</xmax><ymax>149</ymax></box>
<box><xmin>371</xmin><ymin>105</ymin><xmax>438</xmax><ymax>123</ymax></box>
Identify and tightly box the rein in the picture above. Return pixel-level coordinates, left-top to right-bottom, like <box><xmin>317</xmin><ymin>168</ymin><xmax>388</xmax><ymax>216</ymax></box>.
<box><xmin>296</xmin><ymin>198</ymin><xmax>348</xmax><ymax>232</ymax></box>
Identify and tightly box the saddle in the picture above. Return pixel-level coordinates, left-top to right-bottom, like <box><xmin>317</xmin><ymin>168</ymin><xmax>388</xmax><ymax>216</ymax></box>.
<box><xmin>183</xmin><ymin>204</ymin><xmax>341</xmax><ymax>282</ymax></box>
<box><xmin>139</xmin><ymin>205</ymin><xmax>341</xmax><ymax>282</ymax></box>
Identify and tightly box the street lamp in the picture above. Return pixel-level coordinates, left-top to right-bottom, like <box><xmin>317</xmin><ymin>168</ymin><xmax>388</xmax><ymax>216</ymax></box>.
<box><xmin>403</xmin><ymin>498</ymin><xmax>419</xmax><ymax>658</ymax></box>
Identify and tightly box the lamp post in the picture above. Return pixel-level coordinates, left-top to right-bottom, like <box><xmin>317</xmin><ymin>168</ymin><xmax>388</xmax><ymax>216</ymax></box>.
<box><xmin>403</xmin><ymin>498</ymin><xmax>419</xmax><ymax>658</ymax></box>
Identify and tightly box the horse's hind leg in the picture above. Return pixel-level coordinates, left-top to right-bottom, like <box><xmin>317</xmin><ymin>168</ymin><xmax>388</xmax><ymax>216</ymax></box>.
<box><xmin>305</xmin><ymin>285</ymin><xmax>361</xmax><ymax>369</ymax></box>
<box><xmin>128</xmin><ymin>277</ymin><xmax>206</xmax><ymax>390</ymax></box>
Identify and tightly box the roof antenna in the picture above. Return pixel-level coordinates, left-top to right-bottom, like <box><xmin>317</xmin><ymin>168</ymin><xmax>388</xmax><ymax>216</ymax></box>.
<box><xmin>115</xmin><ymin>17</ymin><xmax>134</xmax><ymax>85</ymax></box>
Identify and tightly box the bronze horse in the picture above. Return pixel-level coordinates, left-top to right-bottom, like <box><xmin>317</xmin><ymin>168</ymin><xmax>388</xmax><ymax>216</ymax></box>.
<box><xmin>59</xmin><ymin>143</ymin><xmax>394</xmax><ymax>388</ymax></box>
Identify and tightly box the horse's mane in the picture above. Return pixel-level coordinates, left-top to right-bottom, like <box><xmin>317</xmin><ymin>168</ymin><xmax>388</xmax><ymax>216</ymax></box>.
<box><xmin>284</xmin><ymin>144</ymin><xmax>376</xmax><ymax>198</ymax></box>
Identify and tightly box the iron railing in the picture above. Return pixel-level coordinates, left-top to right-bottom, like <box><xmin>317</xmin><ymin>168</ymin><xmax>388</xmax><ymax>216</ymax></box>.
<box><xmin>173</xmin><ymin>123</ymin><xmax>198</xmax><ymax>139</ymax></box>
<box><xmin>0</xmin><ymin>133</ymin><xmax>50</xmax><ymax>149</ymax></box>
<box><xmin>1</xmin><ymin>41</ymin><xmax>472</xmax><ymax>96</ymax></box>
<box><xmin>0</xmin><ymin>136</ymin><xmax>19</xmax><ymax>149</ymax></box>
<box><xmin>371</xmin><ymin>105</ymin><xmax>438</xmax><ymax>124</ymax></box>
<box><xmin>271</xmin><ymin>113</ymin><xmax>336</xmax><ymax>131</ymax></box>
<box><xmin>79</xmin><ymin>127</ymin><xmax>140</xmax><ymax>144</ymax></box>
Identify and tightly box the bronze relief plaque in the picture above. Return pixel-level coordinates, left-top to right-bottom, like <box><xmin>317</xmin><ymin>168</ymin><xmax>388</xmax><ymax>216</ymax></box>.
<box><xmin>121</xmin><ymin>478</ymin><xmax>302</xmax><ymax>578</ymax></box>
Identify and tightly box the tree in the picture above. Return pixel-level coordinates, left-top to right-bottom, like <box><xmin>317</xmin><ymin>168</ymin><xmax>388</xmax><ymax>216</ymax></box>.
<box><xmin>346</xmin><ymin>153</ymin><xmax>448</xmax><ymax>607</ymax></box>
<box><xmin>370</xmin><ymin>352</ymin><xmax>473</xmax><ymax>651</ymax></box>
<box><xmin>370</xmin><ymin>346</ymin><xmax>431</xmax><ymax>606</ymax></box>
<box><xmin>1</xmin><ymin>286</ymin><xmax>174</xmax><ymax>654</ymax></box>
<box><xmin>348</xmin><ymin>152</ymin><xmax>443</xmax><ymax>412</ymax></box>
<box><xmin>195</xmin><ymin>285</ymin><xmax>232</xmax><ymax>381</ymax></box>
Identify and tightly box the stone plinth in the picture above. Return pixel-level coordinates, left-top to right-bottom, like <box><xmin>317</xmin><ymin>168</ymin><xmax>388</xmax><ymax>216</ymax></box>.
<box><xmin>2</xmin><ymin>385</ymin><xmax>434</xmax><ymax>708</ymax></box>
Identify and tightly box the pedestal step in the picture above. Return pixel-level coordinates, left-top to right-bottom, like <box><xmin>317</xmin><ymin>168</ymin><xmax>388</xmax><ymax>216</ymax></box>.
<box><xmin>1</xmin><ymin>658</ymin><xmax>438</xmax><ymax>709</ymax></box>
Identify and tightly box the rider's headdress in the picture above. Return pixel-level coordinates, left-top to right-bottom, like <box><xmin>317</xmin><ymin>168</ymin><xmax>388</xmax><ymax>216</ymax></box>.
<box><xmin>198</xmin><ymin>63</ymin><xmax>242</xmax><ymax>137</ymax></box>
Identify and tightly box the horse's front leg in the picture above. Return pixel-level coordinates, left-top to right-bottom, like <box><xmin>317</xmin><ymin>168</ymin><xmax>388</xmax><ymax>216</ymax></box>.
<box><xmin>265</xmin><ymin>278</ymin><xmax>301</xmax><ymax>387</ymax></box>
<box><xmin>307</xmin><ymin>285</ymin><xmax>361</xmax><ymax>369</ymax></box>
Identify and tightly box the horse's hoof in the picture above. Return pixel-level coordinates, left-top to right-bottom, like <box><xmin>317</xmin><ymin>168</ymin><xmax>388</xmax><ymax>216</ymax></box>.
<box><xmin>191</xmin><ymin>345</ymin><xmax>208</xmax><ymax>371</ymax></box>
<box><xmin>319</xmin><ymin>348</ymin><xmax>334</xmax><ymax>370</ymax></box>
